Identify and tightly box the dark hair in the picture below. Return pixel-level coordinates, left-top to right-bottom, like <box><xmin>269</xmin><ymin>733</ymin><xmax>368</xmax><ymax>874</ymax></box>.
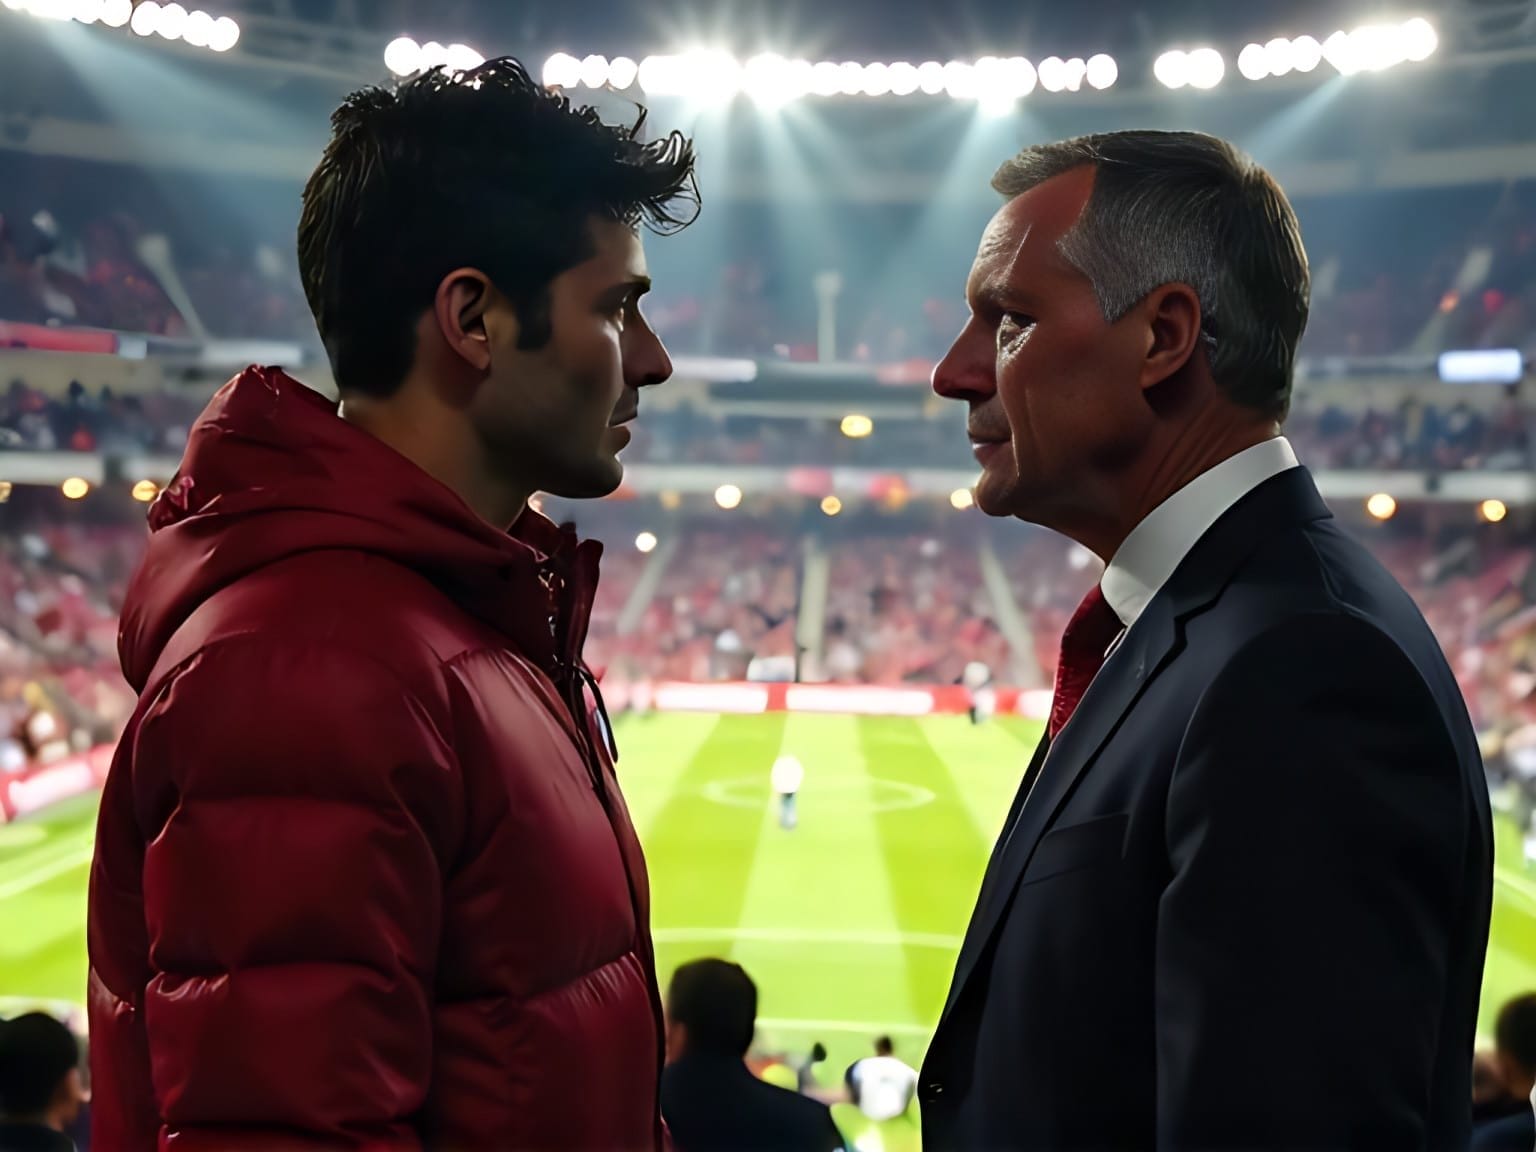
<box><xmin>991</xmin><ymin>130</ymin><xmax>1309</xmax><ymax>421</ymax></box>
<box><xmin>1496</xmin><ymin>992</ymin><xmax>1536</xmax><ymax>1074</ymax></box>
<box><xmin>667</xmin><ymin>959</ymin><xmax>757</xmax><ymax>1057</ymax></box>
<box><xmin>298</xmin><ymin>56</ymin><xmax>699</xmax><ymax>397</ymax></box>
<box><xmin>0</xmin><ymin>1012</ymin><xmax>78</xmax><ymax>1117</ymax></box>
<box><xmin>874</xmin><ymin>1035</ymin><xmax>895</xmax><ymax>1057</ymax></box>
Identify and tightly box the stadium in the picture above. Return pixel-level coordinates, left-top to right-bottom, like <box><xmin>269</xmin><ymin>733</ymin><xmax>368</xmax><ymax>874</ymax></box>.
<box><xmin>1</xmin><ymin>0</ymin><xmax>1536</xmax><ymax>1146</ymax></box>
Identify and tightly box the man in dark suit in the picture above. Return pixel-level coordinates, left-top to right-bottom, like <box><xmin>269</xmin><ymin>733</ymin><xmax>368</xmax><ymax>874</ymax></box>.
<box><xmin>923</xmin><ymin>129</ymin><xmax>1493</xmax><ymax>1150</ymax></box>
<box><xmin>661</xmin><ymin>959</ymin><xmax>844</xmax><ymax>1152</ymax></box>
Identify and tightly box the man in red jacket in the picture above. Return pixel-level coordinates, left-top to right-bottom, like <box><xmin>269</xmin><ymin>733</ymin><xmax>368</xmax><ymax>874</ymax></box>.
<box><xmin>87</xmin><ymin>57</ymin><xmax>697</xmax><ymax>1150</ymax></box>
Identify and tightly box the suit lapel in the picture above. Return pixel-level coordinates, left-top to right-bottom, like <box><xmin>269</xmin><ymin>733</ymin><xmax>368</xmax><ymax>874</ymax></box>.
<box><xmin>938</xmin><ymin>602</ymin><xmax>1180</xmax><ymax>1027</ymax></box>
<box><xmin>935</xmin><ymin>467</ymin><xmax>1334</xmax><ymax>1034</ymax></box>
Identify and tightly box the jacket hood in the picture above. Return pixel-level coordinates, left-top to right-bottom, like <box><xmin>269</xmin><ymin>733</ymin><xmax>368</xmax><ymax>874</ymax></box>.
<box><xmin>119</xmin><ymin>365</ymin><xmax>601</xmax><ymax>692</ymax></box>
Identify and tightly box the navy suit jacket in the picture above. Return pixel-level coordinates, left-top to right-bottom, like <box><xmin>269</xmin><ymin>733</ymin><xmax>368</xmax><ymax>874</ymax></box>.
<box><xmin>921</xmin><ymin>467</ymin><xmax>1494</xmax><ymax>1151</ymax></box>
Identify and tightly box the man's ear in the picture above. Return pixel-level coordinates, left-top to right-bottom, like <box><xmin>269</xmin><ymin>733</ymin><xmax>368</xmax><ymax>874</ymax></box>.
<box><xmin>432</xmin><ymin>267</ymin><xmax>506</xmax><ymax>374</ymax></box>
<box><xmin>1137</xmin><ymin>281</ymin><xmax>1203</xmax><ymax>393</ymax></box>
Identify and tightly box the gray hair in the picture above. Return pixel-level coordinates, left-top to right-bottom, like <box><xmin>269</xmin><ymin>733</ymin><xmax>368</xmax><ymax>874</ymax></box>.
<box><xmin>991</xmin><ymin>130</ymin><xmax>1310</xmax><ymax>420</ymax></box>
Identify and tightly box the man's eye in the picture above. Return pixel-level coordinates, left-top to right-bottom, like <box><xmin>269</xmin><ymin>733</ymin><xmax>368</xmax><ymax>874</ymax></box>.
<box><xmin>1001</xmin><ymin>311</ymin><xmax>1034</xmax><ymax>329</ymax></box>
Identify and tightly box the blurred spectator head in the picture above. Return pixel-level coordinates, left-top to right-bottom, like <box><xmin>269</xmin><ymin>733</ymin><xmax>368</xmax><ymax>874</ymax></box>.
<box><xmin>0</xmin><ymin>1011</ymin><xmax>85</xmax><ymax>1129</ymax></box>
<box><xmin>664</xmin><ymin>958</ymin><xmax>757</xmax><ymax>1063</ymax></box>
<box><xmin>297</xmin><ymin>55</ymin><xmax>700</xmax><ymax>401</ymax></box>
<box><xmin>874</xmin><ymin>1035</ymin><xmax>895</xmax><ymax>1058</ymax></box>
<box><xmin>1494</xmin><ymin>992</ymin><xmax>1536</xmax><ymax>1097</ymax></box>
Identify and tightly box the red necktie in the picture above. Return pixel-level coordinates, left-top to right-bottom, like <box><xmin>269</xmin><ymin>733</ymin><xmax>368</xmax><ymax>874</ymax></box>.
<box><xmin>1048</xmin><ymin>585</ymin><xmax>1124</xmax><ymax>738</ymax></box>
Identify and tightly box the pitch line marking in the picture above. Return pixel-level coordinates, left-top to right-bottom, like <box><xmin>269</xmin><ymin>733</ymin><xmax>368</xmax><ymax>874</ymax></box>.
<box><xmin>701</xmin><ymin>777</ymin><xmax>937</xmax><ymax>815</ymax></box>
<box><xmin>0</xmin><ymin>830</ymin><xmax>95</xmax><ymax>882</ymax></box>
<box><xmin>756</xmin><ymin>1017</ymin><xmax>931</xmax><ymax>1037</ymax></box>
<box><xmin>0</xmin><ymin>846</ymin><xmax>93</xmax><ymax>901</ymax></box>
<box><xmin>652</xmin><ymin>927</ymin><xmax>964</xmax><ymax>951</ymax></box>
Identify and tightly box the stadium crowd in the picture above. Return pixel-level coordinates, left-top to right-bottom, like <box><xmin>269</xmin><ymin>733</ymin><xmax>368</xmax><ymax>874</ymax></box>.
<box><xmin>3</xmin><ymin>155</ymin><xmax>1536</xmax><ymax>361</ymax></box>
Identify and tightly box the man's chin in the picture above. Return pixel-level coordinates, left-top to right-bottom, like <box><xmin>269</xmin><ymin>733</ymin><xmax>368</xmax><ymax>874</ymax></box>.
<box><xmin>973</xmin><ymin>473</ymin><xmax>1023</xmax><ymax>519</ymax></box>
<box><xmin>542</xmin><ymin>456</ymin><xmax>625</xmax><ymax>501</ymax></box>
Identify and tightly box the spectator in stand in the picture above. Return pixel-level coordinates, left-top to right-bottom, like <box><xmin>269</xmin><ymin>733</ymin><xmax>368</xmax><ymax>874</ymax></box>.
<box><xmin>87</xmin><ymin>57</ymin><xmax>696</xmax><ymax>1150</ymax></box>
<box><xmin>661</xmin><ymin>959</ymin><xmax>844</xmax><ymax>1152</ymax></box>
<box><xmin>0</xmin><ymin>1012</ymin><xmax>86</xmax><ymax>1152</ymax></box>
<box><xmin>1474</xmin><ymin>993</ymin><xmax>1536</xmax><ymax>1150</ymax></box>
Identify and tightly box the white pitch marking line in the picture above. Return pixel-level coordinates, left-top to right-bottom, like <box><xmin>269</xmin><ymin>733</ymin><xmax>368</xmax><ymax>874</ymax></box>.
<box><xmin>652</xmin><ymin>927</ymin><xmax>963</xmax><ymax>951</ymax></box>
<box><xmin>0</xmin><ymin>846</ymin><xmax>93</xmax><ymax>901</ymax></box>
<box><xmin>756</xmin><ymin>1017</ymin><xmax>931</xmax><ymax>1037</ymax></box>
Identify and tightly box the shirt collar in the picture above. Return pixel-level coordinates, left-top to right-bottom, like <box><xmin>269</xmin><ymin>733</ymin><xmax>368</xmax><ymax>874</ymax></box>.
<box><xmin>1100</xmin><ymin>436</ymin><xmax>1300</xmax><ymax>629</ymax></box>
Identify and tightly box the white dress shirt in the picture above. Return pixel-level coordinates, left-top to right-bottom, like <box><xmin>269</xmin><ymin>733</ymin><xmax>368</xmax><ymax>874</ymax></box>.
<box><xmin>1100</xmin><ymin>437</ymin><xmax>1300</xmax><ymax>629</ymax></box>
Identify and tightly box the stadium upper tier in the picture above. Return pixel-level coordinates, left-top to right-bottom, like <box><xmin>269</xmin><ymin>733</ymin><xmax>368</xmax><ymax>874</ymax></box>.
<box><xmin>3</xmin><ymin>149</ymin><xmax>1535</xmax><ymax>361</ymax></box>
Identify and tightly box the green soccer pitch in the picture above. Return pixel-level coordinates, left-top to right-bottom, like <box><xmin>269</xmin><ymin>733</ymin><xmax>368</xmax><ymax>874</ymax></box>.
<box><xmin>2</xmin><ymin>711</ymin><xmax>1534</xmax><ymax>1100</ymax></box>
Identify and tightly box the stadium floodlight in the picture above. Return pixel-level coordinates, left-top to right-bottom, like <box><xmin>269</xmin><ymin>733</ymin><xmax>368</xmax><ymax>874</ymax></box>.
<box><xmin>973</xmin><ymin>56</ymin><xmax>1018</xmax><ymax>113</ymax></box>
<box><xmin>809</xmin><ymin>60</ymin><xmax>842</xmax><ymax>96</ymax></box>
<box><xmin>840</xmin><ymin>413</ymin><xmax>874</xmax><ymax>438</ymax></box>
<box><xmin>820</xmin><ymin>496</ymin><xmax>842</xmax><ymax>517</ymax></box>
<box><xmin>860</xmin><ymin>61</ymin><xmax>892</xmax><ymax>97</ymax></box>
<box><xmin>544</xmin><ymin>51</ymin><xmax>582</xmax><ymax>88</ymax></box>
<box><xmin>1290</xmin><ymin>34</ymin><xmax>1323</xmax><ymax>71</ymax></box>
<box><xmin>2</xmin><ymin>0</ymin><xmax>25</xmax><ymax>11</ymax></box>
<box><xmin>206</xmin><ymin>14</ymin><xmax>238</xmax><ymax>51</ymax></box>
<box><xmin>888</xmin><ymin>61</ymin><xmax>920</xmax><ymax>95</ymax></box>
<box><xmin>182</xmin><ymin>7</ymin><xmax>212</xmax><ymax>45</ymax></box>
<box><xmin>385</xmin><ymin>36</ymin><xmax>421</xmax><ymax>76</ymax></box>
<box><xmin>61</xmin><ymin>477</ymin><xmax>90</xmax><ymax>500</ymax></box>
<box><xmin>1481</xmin><ymin>499</ymin><xmax>1508</xmax><ymax>524</ymax></box>
<box><xmin>949</xmin><ymin>488</ymin><xmax>974</xmax><ymax>510</ymax></box>
<box><xmin>24</xmin><ymin>0</ymin><xmax>71</xmax><ymax>19</ymax></box>
<box><xmin>1238</xmin><ymin>42</ymin><xmax>1269</xmax><ymax>80</ymax></box>
<box><xmin>942</xmin><ymin>59</ymin><xmax>977</xmax><ymax>99</ymax></box>
<box><xmin>1322</xmin><ymin>29</ymin><xmax>1358</xmax><ymax>74</ymax></box>
<box><xmin>1063</xmin><ymin>57</ymin><xmax>1087</xmax><ymax>91</ymax></box>
<box><xmin>1263</xmin><ymin>37</ymin><xmax>1295</xmax><ymax>76</ymax></box>
<box><xmin>100</xmin><ymin>0</ymin><xmax>128</xmax><ymax>23</ymax></box>
<box><xmin>916</xmin><ymin>60</ymin><xmax>945</xmax><ymax>94</ymax></box>
<box><xmin>579</xmin><ymin>53</ymin><xmax>608</xmax><ymax>88</ymax></box>
<box><xmin>1366</xmin><ymin>492</ymin><xmax>1397</xmax><ymax>520</ymax></box>
<box><xmin>714</xmin><ymin>484</ymin><xmax>743</xmax><ymax>510</ymax></box>
<box><xmin>1153</xmin><ymin>49</ymin><xmax>1189</xmax><ymax>88</ymax></box>
<box><xmin>447</xmin><ymin>43</ymin><xmax>484</xmax><ymax>72</ymax></box>
<box><xmin>71</xmin><ymin>0</ymin><xmax>104</xmax><ymax>24</ymax></box>
<box><xmin>836</xmin><ymin>60</ymin><xmax>864</xmax><ymax>95</ymax></box>
<box><xmin>129</xmin><ymin>0</ymin><xmax>158</xmax><ymax>35</ymax></box>
<box><xmin>1038</xmin><ymin>55</ymin><xmax>1068</xmax><ymax>92</ymax></box>
<box><xmin>744</xmin><ymin>52</ymin><xmax>791</xmax><ymax>105</ymax></box>
<box><xmin>132</xmin><ymin>480</ymin><xmax>160</xmax><ymax>503</ymax></box>
<box><xmin>1085</xmin><ymin>53</ymin><xmax>1118</xmax><ymax>89</ymax></box>
<box><xmin>0</xmin><ymin>482</ymin><xmax>11</xmax><ymax>504</ymax></box>
<box><xmin>1185</xmin><ymin>47</ymin><xmax>1225</xmax><ymax>88</ymax></box>
<box><xmin>634</xmin><ymin>531</ymin><xmax>658</xmax><ymax>553</ymax></box>
<box><xmin>1402</xmin><ymin>17</ymin><xmax>1437</xmax><ymax>62</ymax></box>
<box><xmin>608</xmin><ymin>55</ymin><xmax>638</xmax><ymax>89</ymax></box>
<box><xmin>1351</xmin><ymin>24</ymin><xmax>1406</xmax><ymax>71</ymax></box>
<box><xmin>657</xmin><ymin>50</ymin><xmax>739</xmax><ymax>99</ymax></box>
<box><xmin>155</xmin><ymin>2</ymin><xmax>186</xmax><ymax>40</ymax></box>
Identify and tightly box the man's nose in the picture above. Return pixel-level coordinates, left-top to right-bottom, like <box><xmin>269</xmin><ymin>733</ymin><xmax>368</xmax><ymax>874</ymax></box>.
<box><xmin>932</xmin><ymin>324</ymin><xmax>995</xmax><ymax>403</ymax></box>
<box><xmin>626</xmin><ymin>324</ymin><xmax>673</xmax><ymax>389</ymax></box>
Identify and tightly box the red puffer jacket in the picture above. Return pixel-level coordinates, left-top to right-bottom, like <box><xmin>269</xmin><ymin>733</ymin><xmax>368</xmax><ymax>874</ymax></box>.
<box><xmin>88</xmin><ymin>367</ymin><xmax>663</xmax><ymax>1150</ymax></box>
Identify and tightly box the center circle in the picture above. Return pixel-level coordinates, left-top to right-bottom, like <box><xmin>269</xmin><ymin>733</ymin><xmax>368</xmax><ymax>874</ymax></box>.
<box><xmin>702</xmin><ymin>776</ymin><xmax>935</xmax><ymax>814</ymax></box>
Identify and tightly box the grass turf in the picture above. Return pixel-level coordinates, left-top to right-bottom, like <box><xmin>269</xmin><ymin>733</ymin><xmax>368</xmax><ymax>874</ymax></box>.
<box><xmin>2</xmin><ymin>712</ymin><xmax>1533</xmax><ymax>1098</ymax></box>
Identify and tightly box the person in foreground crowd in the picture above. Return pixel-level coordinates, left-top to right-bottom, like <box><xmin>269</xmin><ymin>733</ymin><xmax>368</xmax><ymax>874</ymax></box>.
<box><xmin>87</xmin><ymin>57</ymin><xmax>696</xmax><ymax>1148</ymax></box>
<box><xmin>661</xmin><ymin>959</ymin><xmax>845</xmax><ymax>1152</ymax></box>
<box><xmin>1473</xmin><ymin>993</ymin><xmax>1536</xmax><ymax>1150</ymax></box>
<box><xmin>921</xmin><ymin>129</ymin><xmax>1493</xmax><ymax>1150</ymax></box>
<box><xmin>0</xmin><ymin>1012</ymin><xmax>86</xmax><ymax>1152</ymax></box>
